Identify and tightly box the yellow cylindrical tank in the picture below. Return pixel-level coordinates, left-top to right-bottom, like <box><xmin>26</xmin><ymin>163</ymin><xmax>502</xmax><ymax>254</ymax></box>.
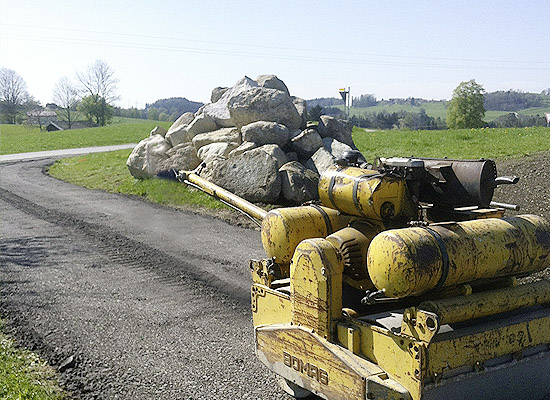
<box><xmin>261</xmin><ymin>206</ymin><xmax>352</xmax><ymax>264</ymax></box>
<box><xmin>367</xmin><ymin>215</ymin><xmax>550</xmax><ymax>298</ymax></box>
<box><xmin>318</xmin><ymin>166</ymin><xmax>417</xmax><ymax>221</ymax></box>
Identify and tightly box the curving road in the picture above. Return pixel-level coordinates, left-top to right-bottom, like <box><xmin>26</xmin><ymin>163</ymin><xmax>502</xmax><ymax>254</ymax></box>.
<box><xmin>0</xmin><ymin>154</ymin><xmax>291</xmax><ymax>399</ymax></box>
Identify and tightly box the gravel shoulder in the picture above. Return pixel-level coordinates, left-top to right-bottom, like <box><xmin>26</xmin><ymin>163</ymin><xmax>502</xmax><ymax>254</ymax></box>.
<box><xmin>0</xmin><ymin>152</ymin><xmax>549</xmax><ymax>399</ymax></box>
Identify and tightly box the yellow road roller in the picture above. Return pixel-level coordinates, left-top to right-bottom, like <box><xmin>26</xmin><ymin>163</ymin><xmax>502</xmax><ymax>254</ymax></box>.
<box><xmin>176</xmin><ymin>154</ymin><xmax>550</xmax><ymax>400</ymax></box>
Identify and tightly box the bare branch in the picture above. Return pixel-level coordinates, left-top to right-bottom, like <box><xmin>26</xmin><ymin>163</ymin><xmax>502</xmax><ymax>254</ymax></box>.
<box><xmin>0</xmin><ymin>68</ymin><xmax>30</xmax><ymax>124</ymax></box>
<box><xmin>53</xmin><ymin>77</ymin><xmax>80</xmax><ymax>129</ymax></box>
<box><xmin>76</xmin><ymin>60</ymin><xmax>119</xmax><ymax>102</ymax></box>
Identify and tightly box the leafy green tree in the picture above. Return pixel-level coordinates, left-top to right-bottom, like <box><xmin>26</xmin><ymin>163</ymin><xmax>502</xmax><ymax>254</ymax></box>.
<box><xmin>446</xmin><ymin>80</ymin><xmax>486</xmax><ymax>129</ymax></box>
<box><xmin>79</xmin><ymin>95</ymin><xmax>113</xmax><ymax>125</ymax></box>
<box><xmin>147</xmin><ymin>107</ymin><xmax>160</xmax><ymax>120</ymax></box>
<box><xmin>76</xmin><ymin>60</ymin><xmax>118</xmax><ymax>126</ymax></box>
<box><xmin>352</xmin><ymin>94</ymin><xmax>377</xmax><ymax>107</ymax></box>
<box><xmin>308</xmin><ymin>104</ymin><xmax>324</xmax><ymax>122</ymax></box>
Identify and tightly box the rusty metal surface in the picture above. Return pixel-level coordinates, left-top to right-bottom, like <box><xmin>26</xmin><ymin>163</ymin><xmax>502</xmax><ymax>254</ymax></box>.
<box><xmin>426</xmin><ymin>306</ymin><xmax>550</xmax><ymax>380</ymax></box>
<box><xmin>418</xmin><ymin>280</ymin><xmax>550</xmax><ymax>325</ymax></box>
<box><xmin>367</xmin><ymin>214</ymin><xmax>550</xmax><ymax>298</ymax></box>
<box><xmin>290</xmin><ymin>238</ymin><xmax>343</xmax><ymax>339</ymax></box>
<box><xmin>419</xmin><ymin>158</ymin><xmax>498</xmax><ymax>207</ymax></box>
<box><xmin>318</xmin><ymin>165</ymin><xmax>417</xmax><ymax>221</ymax></box>
<box><xmin>255</xmin><ymin>325</ymin><xmax>382</xmax><ymax>400</ymax></box>
<box><xmin>260</xmin><ymin>206</ymin><xmax>351</xmax><ymax>265</ymax></box>
<box><xmin>183</xmin><ymin>171</ymin><xmax>268</xmax><ymax>220</ymax></box>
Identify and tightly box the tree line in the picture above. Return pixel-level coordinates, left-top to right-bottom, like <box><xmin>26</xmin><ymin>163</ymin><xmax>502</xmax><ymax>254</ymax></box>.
<box><xmin>350</xmin><ymin>90</ymin><xmax>550</xmax><ymax>112</ymax></box>
<box><xmin>115</xmin><ymin>97</ymin><xmax>203</xmax><ymax>122</ymax></box>
<box><xmin>308</xmin><ymin>81</ymin><xmax>550</xmax><ymax>130</ymax></box>
<box><xmin>308</xmin><ymin>104</ymin><xmax>446</xmax><ymax>130</ymax></box>
<box><xmin>484</xmin><ymin>90</ymin><xmax>550</xmax><ymax>111</ymax></box>
<box><xmin>0</xmin><ymin>60</ymin><xmax>118</xmax><ymax>128</ymax></box>
<box><xmin>3</xmin><ymin>65</ymin><xmax>549</xmax><ymax>131</ymax></box>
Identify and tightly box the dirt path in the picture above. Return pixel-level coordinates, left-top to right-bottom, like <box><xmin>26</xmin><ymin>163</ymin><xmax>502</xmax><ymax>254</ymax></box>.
<box><xmin>0</xmin><ymin>152</ymin><xmax>549</xmax><ymax>399</ymax></box>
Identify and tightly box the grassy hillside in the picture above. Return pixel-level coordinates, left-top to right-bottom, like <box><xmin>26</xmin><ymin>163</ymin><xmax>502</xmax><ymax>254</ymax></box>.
<box><xmin>0</xmin><ymin>120</ymin><xmax>171</xmax><ymax>155</ymax></box>
<box><xmin>352</xmin><ymin>126</ymin><xmax>550</xmax><ymax>161</ymax></box>
<box><xmin>341</xmin><ymin>104</ymin><xmax>549</xmax><ymax>122</ymax></box>
<box><xmin>346</xmin><ymin>102</ymin><xmax>448</xmax><ymax>120</ymax></box>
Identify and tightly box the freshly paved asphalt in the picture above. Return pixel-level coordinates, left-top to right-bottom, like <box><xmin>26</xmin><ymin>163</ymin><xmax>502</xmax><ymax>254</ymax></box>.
<box><xmin>0</xmin><ymin>149</ymin><xmax>292</xmax><ymax>399</ymax></box>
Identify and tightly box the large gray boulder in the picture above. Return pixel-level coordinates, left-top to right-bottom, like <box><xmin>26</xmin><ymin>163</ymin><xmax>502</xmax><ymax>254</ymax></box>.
<box><xmin>292</xmin><ymin>96</ymin><xmax>308</xmax><ymax>130</ymax></box>
<box><xmin>255</xmin><ymin>144</ymin><xmax>288</xmax><ymax>169</ymax></box>
<box><xmin>164</xmin><ymin>113</ymin><xmax>195</xmax><ymax>145</ymax></box>
<box><xmin>165</xmin><ymin>112</ymin><xmax>195</xmax><ymax>146</ymax></box>
<box><xmin>127</xmin><ymin>135</ymin><xmax>171</xmax><ymax>179</ymax></box>
<box><xmin>318</xmin><ymin>115</ymin><xmax>355</xmax><ymax>147</ymax></box>
<box><xmin>184</xmin><ymin>113</ymin><xmax>218</xmax><ymax>142</ymax></box>
<box><xmin>289</xmin><ymin>128</ymin><xmax>323</xmax><ymax>158</ymax></box>
<box><xmin>255</xmin><ymin>74</ymin><xmax>290</xmax><ymax>95</ymax></box>
<box><xmin>228</xmin><ymin>141</ymin><xmax>258</xmax><ymax>158</ymax></box>
<box><xmin>201</xmin><ymin>147</ymin><xmax>282</xmax><ymax>203</ymax></box>
<box><xmin>228</xmin><ymin>87</ymin><xmax>302</xmax><ymax>130</ymax></box>
<box><xmin>322</xmin><ymin>137</ymin><xmax>353</xmax><ymax>159</ymax></box>
<box><xmin>165</xmin><ymin>113</ymin><xmax>218</xmax><ymax>147</ymax></box>
<box><xmin>201</xmin><ymin>76</ymin><xmax>258</xmax><ymax>127</ymax></box>
<box><xmin>241</xmin><ymin>121</ymin><xmax>290</xmax><ymax>147</ymax></box>
<box><xmin>165</xmin><ymin>128</ymin><xmax>186</xmax><ymax>147</ymax></box>
<box><xmin>305</xmin><ymin>147</ymin><xmax>337</xmax><ymax>175</ymax></box>
<box><xmin>279</xmin><ymin>161</ymin><xmax>320</xmax><ymax>204</ymax></box>
<box><xmin>150</xmin><ymin>125</ymin><xmax>167</xmax><ymax>137</ymax></box>
<box><xmin>197</xmin><ymin>142</ymin><xmax>239</xmax><ymax>161</ymax></box>
<box><xmin>200</xmin><ymin>155</ymin><xmax>226</xmax><ymax>180</ymax></box>
<box><xmin>211</xmin><ymin>87</ymin><xmax>229</xmax><ymax>103</ymax></box>
<box><xmin>159</xmin><ymin>143</ymin><xmax>200</xmax><ymax>172</ymax></box>
<box><xmin>168</xmin><ymin>112</ymin><xmax>195</xmax><ymax>132</ymax></box>
<box><xmin>192</xmin><ymin>127</ymin><xmax>241</xmax><ymax>150</ymax></box>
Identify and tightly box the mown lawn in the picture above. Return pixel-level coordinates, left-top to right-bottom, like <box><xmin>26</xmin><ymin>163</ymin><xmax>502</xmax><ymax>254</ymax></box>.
<box><xmin>0</xmin><ymin>321</ymin><xmax>67</xmax><ymax>399</ymax></box>
<box><xmin>353</xmin><ymin>126</ymin><xmax>550</xmax><ymax>161</ymax></box>
<box><xmin>0</xmin><ymin>120</ymin><xmax>170</xmax><ymax>155</ymax></box>
<box><xmin>48</xmin><ymin>149</ymin><xmax>229</xmax><ymax>211</ymax></box>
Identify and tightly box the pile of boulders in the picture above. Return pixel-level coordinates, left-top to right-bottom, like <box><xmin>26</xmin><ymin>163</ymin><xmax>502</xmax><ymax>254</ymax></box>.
<box><xmin>127</xmin><ymin>75</ymin><xmax>358</xmax><ymax>204</ymax></box>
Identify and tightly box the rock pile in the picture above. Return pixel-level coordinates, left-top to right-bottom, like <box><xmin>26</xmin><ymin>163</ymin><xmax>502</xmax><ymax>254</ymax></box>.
<box><xmin>127</xmin><ymin>75</ymin><xmax>358</xmax><ymax>204</ymax></box>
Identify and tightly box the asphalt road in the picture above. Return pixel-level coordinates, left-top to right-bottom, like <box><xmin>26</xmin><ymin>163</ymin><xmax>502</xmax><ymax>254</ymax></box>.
<box><xmin>0</xmin><ymin>156</ymin><xmax>290</xmax><ymax>399</ymax></box>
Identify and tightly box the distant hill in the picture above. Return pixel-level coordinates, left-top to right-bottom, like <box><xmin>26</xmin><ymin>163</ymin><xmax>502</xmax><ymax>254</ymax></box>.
<box><xmin>306</xmin><ymin>98</ymin><xmax>344</xmax><ymax>108</ymax></box>
<box><xmin>484</xmin><ymin>90</ymin><xmax>550</xmax><ymax>111</ymax></box>
<box><xmin>146</xmin><ymin>97</ymin><xmax>203</xmax><ymax>115</ymax></box>
<box><xmin>308</xmin><ymin>90</ymin><xmax>550</xmax><ymax>123</ymax></box>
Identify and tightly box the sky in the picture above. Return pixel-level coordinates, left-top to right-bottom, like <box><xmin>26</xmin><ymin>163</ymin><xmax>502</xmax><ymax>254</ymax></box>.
<box><xmin>1</xmin><ymin>0</ymin><xmax>549</xmax><ymax>108</ymax></box>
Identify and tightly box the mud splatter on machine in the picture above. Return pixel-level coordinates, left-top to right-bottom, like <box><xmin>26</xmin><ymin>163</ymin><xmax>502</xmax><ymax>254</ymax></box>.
<box><xmin>177</xmin><ymin>153</ymin><xmax>550</xmax><ymax>400</ymax></box>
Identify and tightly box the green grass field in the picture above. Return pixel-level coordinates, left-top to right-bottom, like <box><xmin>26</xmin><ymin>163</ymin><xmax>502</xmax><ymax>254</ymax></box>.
<box><xmin>46</xmin><ymin>126</ymin><xmax>550</xmax><ymax>214</ymax></box>
<box><xmin>0</xmin><ymin>120</ymin><xmax>170</xmax><ymax>155</ymax></box>
<box><xmin>48</xmin><ymin>149</ymin><xmax>229</xmax><ymax>211</ymax></box>
<box><xmin>342</xmin><ymin>103</ymin><xmax>550</xmax><ymax>122</ymax></box>
<box><xmin>0</xmin><ymin>321</ymin><xmax>67</xmax><ymax>399</ymax></box>
<box><xmin>352</xmin><ymin>126</ymin><xmax>550</xmax><ymax>161</ymax></box>
<box><xmin>345</xmin><ymin>102</ymin><xmax>449</xmax><ymax>120</ymax></box>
